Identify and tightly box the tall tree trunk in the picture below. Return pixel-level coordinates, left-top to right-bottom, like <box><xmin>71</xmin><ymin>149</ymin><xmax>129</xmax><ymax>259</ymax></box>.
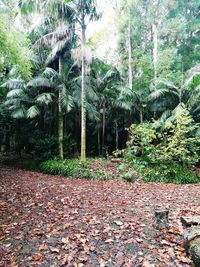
<box><xmin>140</xmin><ymin>110</ymin><xmax>143</xmax><ymax>123</ymax></box>
<box><xmin>115</xmin><ymin>120</ymin><xmax>119</xmax><ymax>151</ymax></box>
<box><xmin>97</xmin><ymin>126</ymin><xmax>101</xmax><ymax>156</ymax></box>
<box><xmin>102</xmin><ymin>101</ymin><xmax>106</xmax><ymax>155</ymax></box>
<box><xmin>58</xmin><ymin>56</ymin><xmax>64</xmax><ymax>160</ymax></box>
<box><xmin>64</xmin><ymin>114</ymin><xmax>67</xmax><ymax>133</ymax></box>
<box><xmin>138</xmin><ymin>77</ymin><xmax>143</xmax><ymax>123</ymax></box>
<box><xmin>81</xmin><ymin>24</ymin><xmax>87</xmax><ymax>161</ymax></box>
<box><xmin>128</xmin><ymin>17</ymin><xmax>133</xmax><ymax>90</ymax></box>
<box><xmin>152</xmin><ymin>23</ymin><xmax>158</xmax><ymax>80</ymax></box>
<box><xmin>5</xmin><ymin>131</ymin><xmax>10</xmax><ymax>152</ymax></box>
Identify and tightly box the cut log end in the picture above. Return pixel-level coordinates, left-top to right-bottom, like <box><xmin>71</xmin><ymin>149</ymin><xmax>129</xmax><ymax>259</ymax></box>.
<box><xmin>155</xmin><ymin>208</ymin><xmax>169</xmax><ymax>230</ymax></box>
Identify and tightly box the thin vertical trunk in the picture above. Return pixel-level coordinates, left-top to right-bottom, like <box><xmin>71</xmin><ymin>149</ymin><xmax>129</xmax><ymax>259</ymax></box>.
<box><xmin>140</xmin><ymin>110</ymin><xmax>143</xmax><ymax>124</ymax></box>
<box><xmin>128</xmin><ymin>17</ymin><xmax>133</xmax><ymax>90</ymax></box>
<box><xmin>115</xmin><ymin>120</ymin><xmax>119</xmax><ymax>151</ymax></box>
<box><xmin>102</xmin><ymin>101</ymin><xmax>106</xmax><ymax>154</ymax></box>
<box><xmin>98</xmin><ymin>126</ymin><xmax>101</xmax><ymax>156</ymax></box>
<box><xmin>138</xmin><ymin>78</ymin><xmax>143</xmax><ymax>123</ymax></box>
<box><xmin>5</xmin><ymin>131</ymin><xmax>10</xmax><ymax>152</ymax></box>
<box><xmin>58</xmin><ymin>56</ymin><xmax>64</xmax><ymax>160</ymax></box>
<box><xmin>40</xmin><ymin>107</ymin><xmax>45</xmax><ymax>132</ymax></box>
<box><xmin>152</xmin><ymin>23</ymin><xmax>158</xmax><ymax>80</ymax></box>
<box><xmin>81</xmin><ymin>24</ymin><xmax>87</xmax><ymax>161</ymax></box>
<box><xmin>1</xmin><ymin>132</ymin><xmax>6</xmax><ymax>152</ymax></box>
<box><xmin>64</xmin><ymin>114</ymin><xmax>67</xmax><ymax>133</ymax></box>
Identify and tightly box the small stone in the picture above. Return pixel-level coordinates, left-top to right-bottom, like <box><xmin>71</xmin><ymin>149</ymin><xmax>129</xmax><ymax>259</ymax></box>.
<box><xmin>181</xmin><ymin>216</ymin><xmax>200</xmax><ymax>227</ymax></box>
<box><xmin>114</xmin><ymin>221</ymin><xmax>123</xmax><ymax>226</ymax></box>
<box><xmin>110</xmin><ymin>158</ymin><xmax>121</xmax><ymax>163</ymax></box>
<box><xmin>116</xmin><ymin>251</ymin><xmax>125</xmax><ymax>267</ymax></box>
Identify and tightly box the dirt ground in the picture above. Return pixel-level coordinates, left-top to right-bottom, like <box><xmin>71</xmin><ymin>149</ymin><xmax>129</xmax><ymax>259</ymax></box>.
<box><xmin>0</xmin><ymin>165</ymin><xmax>199</xmax><ymax>266</ymax></box>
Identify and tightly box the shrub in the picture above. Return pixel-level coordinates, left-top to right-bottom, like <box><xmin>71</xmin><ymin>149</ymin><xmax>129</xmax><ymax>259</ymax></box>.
<box><xmin>40</xmin><ymin>159</ymin><xmax>80</xmax><ymax>177</ymax></box>
<box><xmin>39</xmin><ymin>159</ymin><xmax>110</xmax><ymax>180</ymax></box>
<box><xmin>142</xmin><ymin>163</ymin><xmax>199</xmax><ymax>184</ymax></box>
<box><xmin>127</xmin><ymin>123</ymin><xmax>156</xmax><ymax>159</ymax></box>
<box><xmin>29</xmin><ymin>133</ymin><xmax>76</xmax><ymax>160</ymax></box>
<box><xmin>125</xmin><ymin>107</ymin><xmax>200</xmax><ymax>183</ymax></box>
<box><xmin>156</xmin><ymin>108</ymin><xmax>200</xmax><ymax>165</ymax></box>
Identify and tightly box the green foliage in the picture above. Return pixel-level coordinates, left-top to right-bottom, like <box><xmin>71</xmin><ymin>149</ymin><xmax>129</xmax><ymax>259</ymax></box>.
<box><xmin>127</xmin><ymin>107</ymin><xmax>199</xmax><ymax>166</ymax></box>
<box><xmin>156</xmin><ymin>107</ymin><xmax>200</xmax><ymax>165</ymax></box>
<box><xmin>39</xmin><ymin>158</ymin><xmax>109</xmax><ymax>180</ymax></box>
<box><xmin>0</xmin><ymin>17</ymin><xmax>31</xmax><ymax>79</ymax></box>
<box><xmin>117</xmin><ymin>161</ymin><xmax>138</xmax><ymax>182</ymax></box>
<box><xmin>40</xmin><ymin>159</ymin><xmax>80</xmax><ymax>176</ymax></box>
<box><xmin>120</xmin><ymin>170</ymin><xmax>136</xmax><ymax>182</ymax></box>
<box><xmin>126</xmin><ymin>107</ymin><xmax>200</xmax><ymax>184</ymax></box>
<box><xmin>142</xmin><ymin>164</ymin><xmax>199</xmax><ymax>184</ymax></box>
<box><xmin>29</xmin><ymin>134</ymin><xmax>76</xmax><ymax>160</ymax></box>
<box><xmin>127</xmin><ymin>123</ymin><xmax>156</xmax><ymax>158</ymax></box>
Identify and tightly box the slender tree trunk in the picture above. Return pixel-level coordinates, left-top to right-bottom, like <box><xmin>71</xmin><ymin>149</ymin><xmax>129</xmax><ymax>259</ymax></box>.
<box><xmin>115</xmin><ymin>120</ymin><xmax>119</xmax><ymax>151</ymax></box>
<box><xmin>138</xmin><ymin>78</ymin><xmax>143</xmax><ymax>123</ymax></box>
<box><xmin>75</xmin><ymin>111</ymin><xmax>79</xmax><ymax>154</ymax></box>
<box><xmin>128</xmin><ymin>17</ymin><xmax>133</xmax><ymax>90</ymax></box>
<box><xmin>64</xmin><ymin>114</ymin><xmax>67</xmax><ymax>133</ymax></box>
<box><xmin>102</xmin><ymin>101</ymin><xmax>106</xmax><ymax>155</ymax></box>
<box><xmin>1</xmin><ymin>132</ymin><xmax>6</xmax><ymax>152</ymax></box>
<box><xmin>81</xmin><ymin>24</ymin><xmax>87</xmax><ymax>161</ymax></box>
<box><xmin>152</xmin><ymin>23</ymin><xmax>158</xmax><ymax>80</ymax></box>
<box><xmin>98</xmin><ymin>126</ymin><xmax>101</xmax><ymax>156</ymax></box>
<box><xmin>140</xmin><ymin>110</ymin><xmax>143</xmax><ymax>123</ymax></box>
<box><xmin>5</xmin><ymin>131</ymin><xmax>10</xmax><ymax>152</ymax></box>
<box><xmin>58</xmin><ymin>56</ymin><xmax>64</xmax><ymax>160</ymax></box>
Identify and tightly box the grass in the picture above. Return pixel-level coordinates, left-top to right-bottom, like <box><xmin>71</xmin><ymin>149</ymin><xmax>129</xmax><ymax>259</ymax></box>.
<box><xmin>131</xmin><ymin>158</ymin><xmax>200</xmax><ymax>184</ymax></box>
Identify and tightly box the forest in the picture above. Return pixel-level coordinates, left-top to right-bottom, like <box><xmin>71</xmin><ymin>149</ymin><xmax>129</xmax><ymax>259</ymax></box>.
<box><xmin>0</xmin><ymin>0</ymin><xmax>200</xmax><ymax>266</ymax></box>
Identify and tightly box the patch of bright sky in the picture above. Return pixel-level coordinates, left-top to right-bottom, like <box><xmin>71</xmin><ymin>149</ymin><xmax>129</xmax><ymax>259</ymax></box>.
<box><xmin>88</xmin><ymin>0</ymin><xmax>120</xmax><ymax>66</ymax></box>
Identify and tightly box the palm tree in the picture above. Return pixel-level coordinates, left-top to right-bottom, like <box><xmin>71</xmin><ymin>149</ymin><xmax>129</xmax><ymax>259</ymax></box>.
<box><xmin>18</xmin><ymin>0</ymin><xmax>75</xmax><ymax>159</ymax></box>
<box><xmin>1</xmin><ymin>77</ymin><xmax>53</xmax><ymax>119</ymax></box>
<box><xmin>90</xmin><ymin>60</ymin><xmax>121</xmax><ymax>154</ymax></box>
<box><xmin>66</xmin><ymin>0</ymin><xmax>100</xmax><ymax>161</ymax></box>
<box><xmin>33</xmin><ymin>23</ymin><xmax>73</xmax><ymax>159</ymax></box>
<box><xmin>147</xmin><ymin>64</ymin><xmax>200</xmax><ymax>123</ymax></box>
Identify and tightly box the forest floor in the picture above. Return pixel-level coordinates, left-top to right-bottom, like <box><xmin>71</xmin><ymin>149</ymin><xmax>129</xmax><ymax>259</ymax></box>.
<box><xmin>0</xmin><ymin>165</ymin><xmax>200</xmax><ymax>267</ymax></box>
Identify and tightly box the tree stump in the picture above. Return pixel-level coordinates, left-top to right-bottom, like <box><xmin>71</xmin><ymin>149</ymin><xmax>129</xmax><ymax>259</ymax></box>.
<box><xmin>155</xmin><ymin>208</ymin><xmax>169</xmax><ymax>230</ymax></box>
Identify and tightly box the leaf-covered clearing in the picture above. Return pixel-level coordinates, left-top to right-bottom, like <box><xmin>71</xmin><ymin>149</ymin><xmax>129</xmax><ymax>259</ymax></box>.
<box><xmin>0</xmin><ymin>166</ymin><xmax>199</xmax><ymax>266</ymax></box>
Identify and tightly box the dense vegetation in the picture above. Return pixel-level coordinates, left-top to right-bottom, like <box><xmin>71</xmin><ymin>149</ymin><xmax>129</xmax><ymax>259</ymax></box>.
<box><xmin>0</xmin><ymin>0</ymin><xmax>200</xmax><ymax>183</ymax></box>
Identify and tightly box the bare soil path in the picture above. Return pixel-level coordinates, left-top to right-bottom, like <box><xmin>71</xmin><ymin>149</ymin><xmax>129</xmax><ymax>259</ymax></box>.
<box><xmin>0</xmin><ymin>165</ymin><xmax>199</xmax><ymax>266</ymax></box>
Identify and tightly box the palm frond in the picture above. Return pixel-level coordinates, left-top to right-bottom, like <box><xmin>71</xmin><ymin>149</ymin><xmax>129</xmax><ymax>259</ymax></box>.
<box><xmin>147</xmin><ymin>88</ymin><xmax>171</xmax><ymax>101</ymax></box>
<box><xmin>11</xmin><ymin>107</ymin><xmax>26</xmax><ymax>119</ymax></box>
<box><xmin>151</xmin><ymin>78</ymin><xmax>178</xmax><ymax>89</ymax></box>
<box><xmin>1</xmin><ymin>79</ymin><xmax>25</xmax><ymax>89</ymax></box>
<box><xmin>35</xmin><ymin>93</ymin><xmax>54</xmax><ymax>105</ymax></box>
<box><xmin>27</xmin><ymin>77</ymin><xmax>52</xmax><ymax>88</ymax></box>
<box><xmin>159</xmin><ymin>110</ymin><xmax>172</xmax><ymax>124</ymax></box>
<box><xmin>26</xmin><ymin>105</ymin><xmax>40</xmax><ymax>119</ymax></box>
<box><xmin>87</xmin><ymin>87</ymin><xmax>99</xmax><ymax>101</ymax></box>
<box><xmin>46</xmin><ymin>40</ymin><xmax>68</xmax><ymax>65</ymax></box>
<box><xmin>33</xmin><ymin>25</ymin><xmax>70</xmax><ymax>49</ymax></box>
<box><xmin>58</xmin><ymin>84</ymin><xmax>74</xmax><ymax>111</ymax></box>
<box><xmin>43</xmin><ymin>67</ymin><xmax>59</xmax><ymax>79</ymax></box>
<box><xmin>185</xmin><ymin>64</ymin><xmax>200</xmax><ymax>86</ymax></box>
<box><xmin>7</xmin><ymin>89</ymin><xmax>26</xmax><ymax>98</ymax></box>
<box><xmin>87</xmin><ymin>102</ymin><xmax>100</xmax><ymax>122</ymax></box>
<box><xmin>4</xmin><ymin>98</ymin><xmax>21</xmax><ymax>107</ymax></box>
